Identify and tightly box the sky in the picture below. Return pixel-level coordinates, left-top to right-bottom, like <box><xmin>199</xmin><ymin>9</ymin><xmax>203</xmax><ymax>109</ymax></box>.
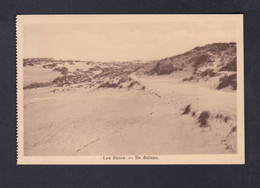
<box><xmin>23</xmin><ymin>21</ymin><xmax>236</xmax><ymax>62</ymax></box>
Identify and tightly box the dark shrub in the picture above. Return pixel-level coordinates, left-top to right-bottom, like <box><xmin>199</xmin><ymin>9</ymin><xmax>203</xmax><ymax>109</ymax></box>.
<box><xmin>141</xmin><ymin>86</ymin><xmax>145</xmax><ymax>90</ymax></box>
<box><xmin>183</xmin><ymin>76</ymin><xmax>193</xmax><ymax>82</ymax></box>
<box><xmin>224</xmin><ymin>116</ymin><xmax>230</xmax><ymax>123</ymax></box>
<box><xmin>53</xmin><ymin>67</ymin><xmax>69</xmax><ymax>75</ymax></box>
<box><xmin>200</xmin><ymin>69</ymin><xmax>217</xmax><ymax>77</ymax></box>
<box><xmin>117</xmin><ymin>77</ymin><xmax>128</xmax><ymax>85</ymax></box>
<box><xmin>52</xmin><ymin>74</ymin><xmax>91</xmax><ymax>87</ymax></box>
<box><xmin>192</xmin><ymin>54</ymin><xmax>213</xmax><ymax>70</ymax></box>
<box><xmin>207</xmin><ymin>43</ymin><xmax>230</xmax><ymax>55</ymax></box>
<box><xmin>191</xmin><ymin>112</ymin><xmax>196</xmax><ymax>117</ymax></box>
<box><xmin>43</xmin><ymin>63</ymin><xmax>57</xmax><ymax>69</ymax></box>
<box><xmin>215</xmin><ymin>114</ymin><xmax>224</xmax><ymax>120</ymax></box>
<box><xmin>148</xmin><ymin>61</ymin><xmax>183</xmax><ymax>75</ymax></box>
<box><xmin>219</xmin><ymin>58</ymin><xmax>236</xmax><ymax>72</ymax></box>
<box><xmin>98</xmin><ymin>81</ymin><xmax>119</xmax><ymax>88</ymax></box>
<box><xmin>23</xmin><ymin>59</ymin><xmax>35</xmax><ymax>66</ymax></box>
<box><xmin>89</xmin><ymin>67</ymin><xmax>100</xmax><ymax>71</ymax></box>
<box><xmin>51</xmin><ymin>89</ymin><xmax>59</xmax><ymax>92</ymax></box>
<box><xmin>76</xmin><ymin>85</ymin><xmax>83</xmax><ymax>88</ymax></box>
<box><xmin>53</xmin><ymin>75</ymin><xmax>73</xmax><ymax>86</ymax></box>
<box><xmin>198</xmin><ymin>111</ymin><xmax>210</xmax><ymax>127</ymax></box>
<box><xmin>127</xmin><ymin>81</ymin><xmax>140</xmax><ymax>88</ymax></box>
<box><xmin>217</xmin><ymin>73</ymin><xmax>237</xmax><ymax>90</ymax></box>
<box><xmin>182</xmin><ymin>104</ymin><xmax>191</xmax><ymax>115</ymax></box>
<box><xmin>230</xmin><ymin>126</ymin><xmax>237</xmax><ymax>133</ymax></box>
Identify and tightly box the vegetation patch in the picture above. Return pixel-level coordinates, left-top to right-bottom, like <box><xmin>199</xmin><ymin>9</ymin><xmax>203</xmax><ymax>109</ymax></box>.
<box><xmin>127</xmin><ymin>81</ymin><xmax>141</xmax><ymax>89</ymax></box>
<box><xmin>198</xmin><ymin>111</ymin><xmax>210</xmax><ymax>127</ymax></box>
<box><xmin>183</xmin><ymin>76</ymin><xmax>193</xmax><ymax>82</ymax></box>
<box><xmin>192</xmin><ymin>54</ymin><xmax>213</xmax><ymax>70</ymax></box>
<box><xmin>182</xmin><ymin>104</ymin><xmax>191</xmax><ymax>115</ymax></box>
<box><xmin>52</xmin><ymin>74</ymin><xmax>91</xmax><ymax>87</ymax></box>
<box><xmin>230</xmin><ymin>126</ymin><xmax>237</xmax><ymax>133</ymax></box>
<box><xmin>98</xmin><ymin>81</ymin><xmax>119</xmax><ymax>88</ymax></box>
<box><xmin>148</xmin><ymin>61</ymin><xmax>183</xmax><ymax>75</ymax></box>
<box><xmin>97</xmin><ymin>67</ymin><xmax>130</xmax><ymax>79</ymax></box>
<box><xmin>43</xmin><ymin>63</ymin><xmax>57</xmax><ymax>69</ymax></box>
<box><xmin>23</xmin><ymin>58</ymin><xmax>54</xmax><ymax>66</ymax></box>
<box><xmin>206</xmin><ymin>43</ymin><xmax>230</xmax><ymax>55</ymax></box>
<box><xmin>24</xmin><ymin>82</ymin><xmax>52</xmax><ymax>89</ymax></box>
<box><xmin>117</xmin><ymin>76</ymin><xmax>132</xmax><ymax>85</ymax></box>
<box><xmin>53</xmin><ymin>67</ymin><xmax>69</xmax><ymax>75</ymax></box>
<box><xmin>223</xmin><ymin>116</ymin><xmax>230</xmax><ymax>123</ymax></box>
<box><xmin>219</xmin><ymin>58</ymin><xmax>236</xmax><ymax>72</ymax></box>
<box><xmin>215</xmin><ymin>114</ymin><xmax>224</xmax><ymax>120</ymax></box>
<box><xmin>215</xmin><ymin>114</ymin><xmax>231</xmax><ymax>123</ymax></box>
<box><xmin>89</xmin><ymin>66</ymin><xmax>101</xmax><ymax>71</ymax></box>
<box><xmin>200</xmin><ymin>69</ymin><xmax>217</xmax><ymax>77</ymax></box>
<box><xmin>216</xmin><ymin>73</ymin><xmax>237</xmax><ymax>90</ymax></box>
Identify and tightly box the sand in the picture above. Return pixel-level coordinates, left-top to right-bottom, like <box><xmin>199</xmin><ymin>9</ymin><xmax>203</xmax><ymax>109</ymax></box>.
<box><xmin>23</xmin><ymin>70</ymin><xmax>237</xmax><ymax>156</ymax></box>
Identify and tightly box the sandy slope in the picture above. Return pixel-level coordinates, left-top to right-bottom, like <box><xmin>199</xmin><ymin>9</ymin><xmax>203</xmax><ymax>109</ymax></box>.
<box><xmin>24</xmin><ymin>75</ymin><xmax>236</xmax><ymax>156</ymax></box>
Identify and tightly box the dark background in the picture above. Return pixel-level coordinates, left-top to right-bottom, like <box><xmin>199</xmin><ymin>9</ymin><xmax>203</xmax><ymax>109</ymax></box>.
<box><xmin>0</xmin><ymin>0</ymin><xmax>260</xmax><ymax>187</ymax></box>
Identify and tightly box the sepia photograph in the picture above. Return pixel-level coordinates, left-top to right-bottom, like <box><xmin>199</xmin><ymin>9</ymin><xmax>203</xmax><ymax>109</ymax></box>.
<box><xmin>16</xmin><ymin>15</ymin><xmax>244</xmax><ymax>164</ymax></box>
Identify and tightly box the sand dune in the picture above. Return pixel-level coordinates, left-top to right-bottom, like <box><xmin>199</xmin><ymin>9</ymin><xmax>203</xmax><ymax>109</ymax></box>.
<box><xmin>23</xmin><ymin>43</ymin><xmax>237</xmax><ymax>156</ymax></box>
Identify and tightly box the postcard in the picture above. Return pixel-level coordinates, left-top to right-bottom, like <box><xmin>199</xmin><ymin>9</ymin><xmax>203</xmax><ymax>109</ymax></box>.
<box><xmin>16</xmin><ymin>14</ymin><xmax>244</xmax><ymax>164</ymax></box>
